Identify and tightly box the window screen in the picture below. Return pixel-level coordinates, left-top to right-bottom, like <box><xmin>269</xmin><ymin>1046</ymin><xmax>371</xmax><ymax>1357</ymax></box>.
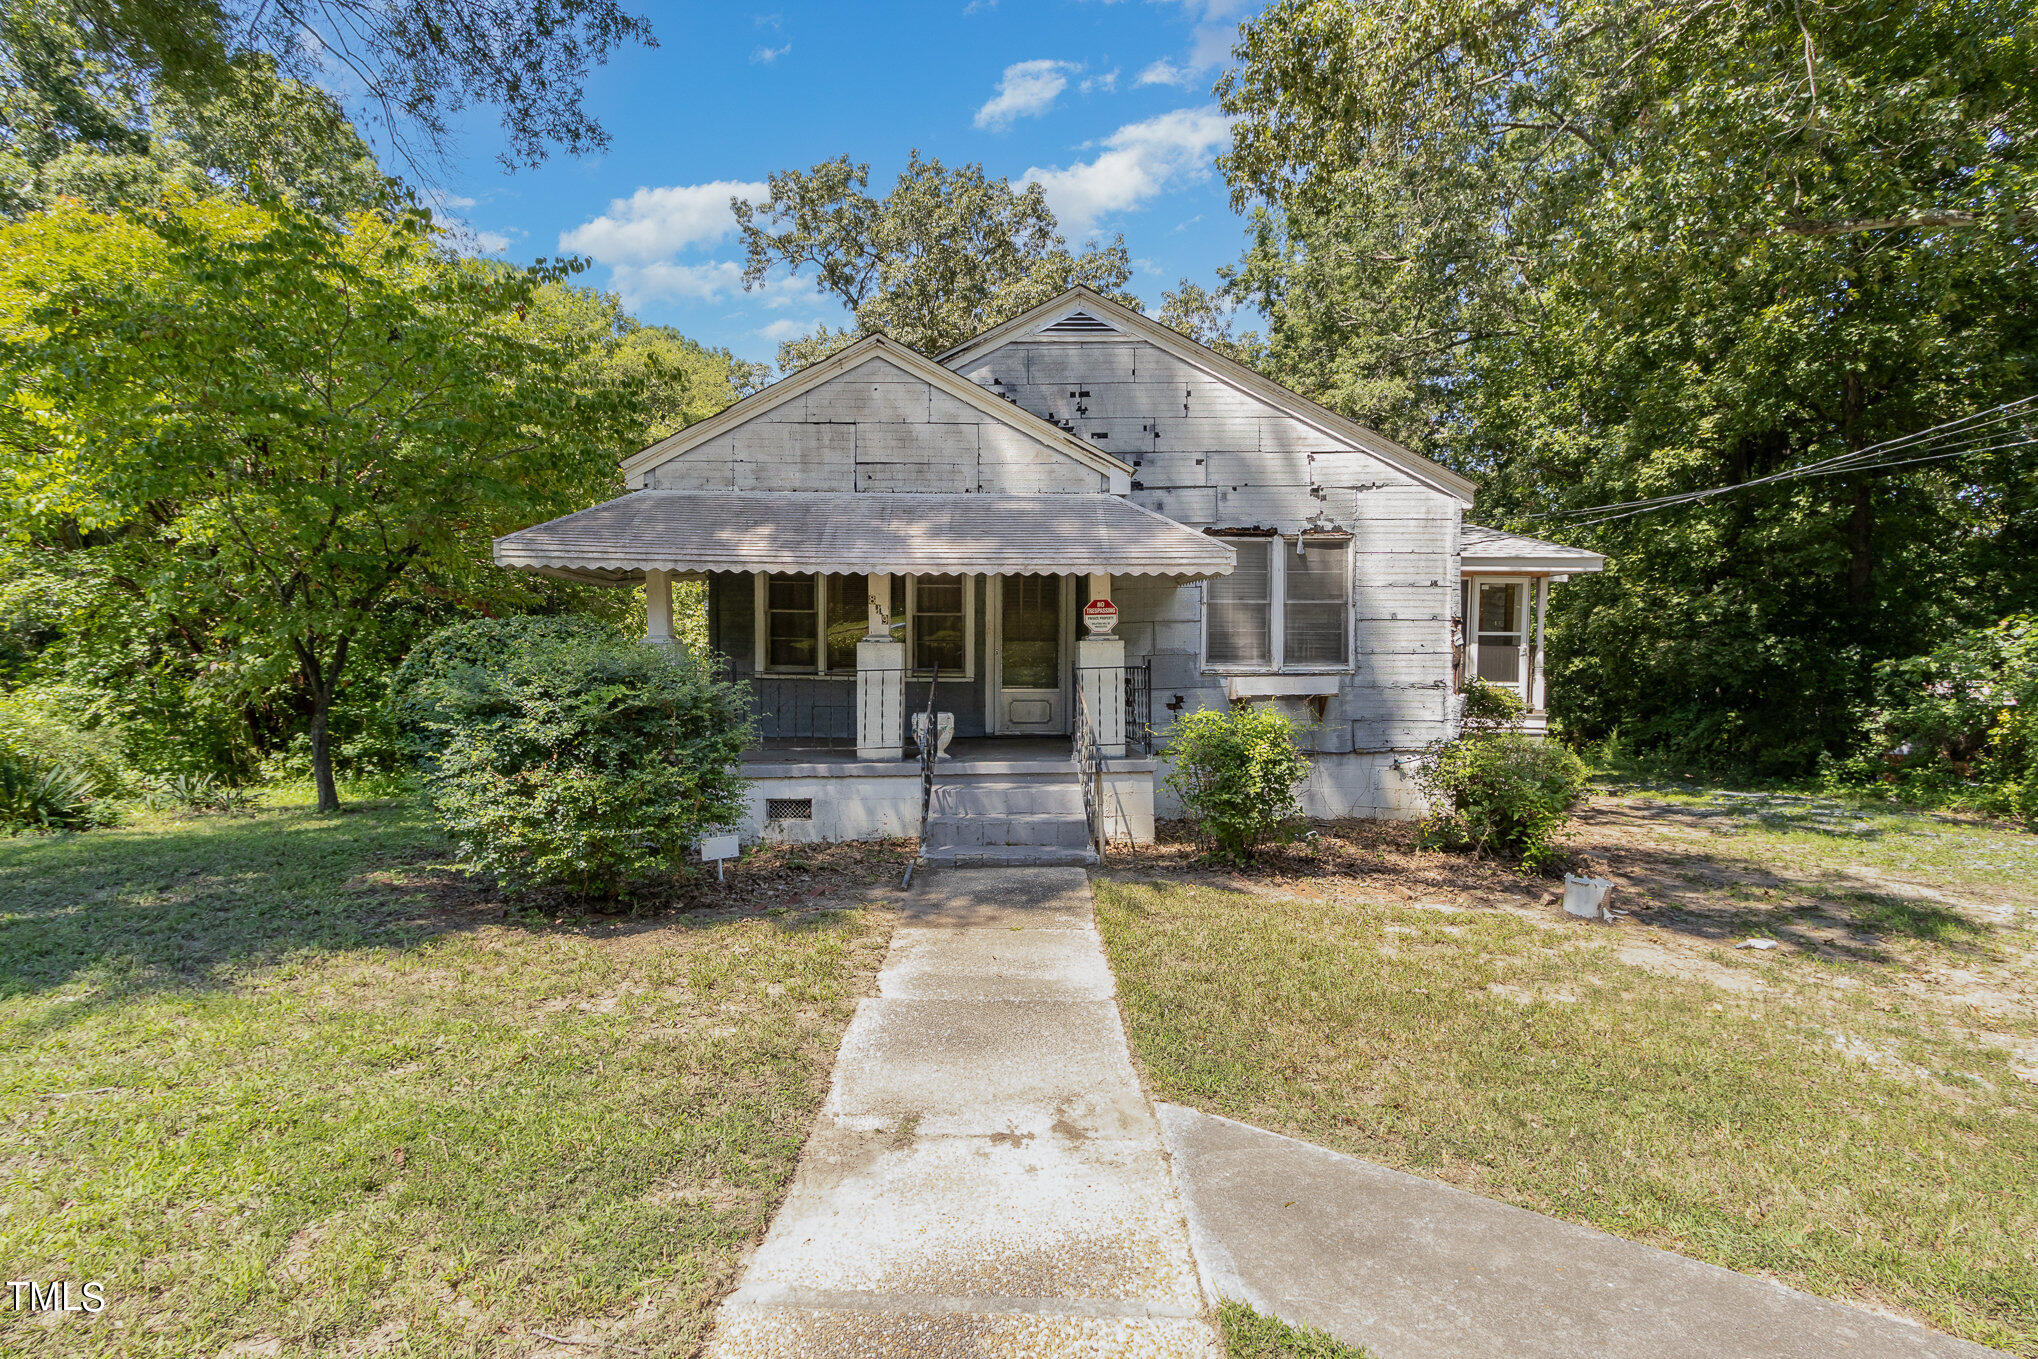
<box><xmin>1284</xmin><ymin>539</ymin><xmax>1349</xmax><ymax>665</ymax></box>
<box><xmin>1206</xmin><ymin>539</ymin><xmax>1272</xmax><ymax>665</ymax></box>
<box><xmin>824</xmin><ymin>573</ymin><xmax>865</xmax><ymax>672</ymax></box>
<box><xmin>1475</xmin><ymin>581</ymin><xmax>1523</xmax><ymax>685</ymax></box>
<box><xmin>913</xmin><ymin>575</ymin><xmax>966</xmax><ymax>674</ymax></box>
<box><xmin>765</xmin><ymin>573</ymin><xmax>817</xmax><ymax>669</ymax></box>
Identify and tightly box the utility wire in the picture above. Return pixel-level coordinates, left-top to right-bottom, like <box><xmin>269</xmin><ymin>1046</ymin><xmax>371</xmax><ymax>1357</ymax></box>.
<box><xmin>1521</xmin><ymin>394</ymin><xmax>2038</xmax><ymax>522</ymax></box>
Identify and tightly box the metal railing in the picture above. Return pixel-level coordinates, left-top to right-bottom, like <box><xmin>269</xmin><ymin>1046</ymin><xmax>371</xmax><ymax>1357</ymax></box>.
<box><xmin>1071</xmin><ymin>676</ymin><xmax>1105</xmax><ymax>859</ymax></box>
<box><xmin>901</xmin><ymin>664</ymin><xmax>940</xmax><ymax>889</ymax></box>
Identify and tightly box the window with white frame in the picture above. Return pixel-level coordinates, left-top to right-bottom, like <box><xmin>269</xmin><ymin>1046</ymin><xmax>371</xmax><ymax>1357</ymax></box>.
<box><xmin>1204</xmin><ymin>536</ymin><xmax>1351</xmax><ymax>670</ymax></box>
<box><xmin>756</xmin><ymin>572</ymin><xmax>974</xmax><ymax>678</ymax></box>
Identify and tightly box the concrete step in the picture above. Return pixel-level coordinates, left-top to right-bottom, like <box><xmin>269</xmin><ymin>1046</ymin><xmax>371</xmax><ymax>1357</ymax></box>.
<box><xmin>920</xmin><ymin>845</ymin><xmax>1100</xmax><ymax>869</ymax></box>
<box><xmin>924</xmin><ymin>812</ymin><xmax>1093</xmax><ymax>850</ymax></box>
<box><xmin>929</xmin><ymin>780</ymin><xmax>1086</xmax><ymax>817</ymax></box>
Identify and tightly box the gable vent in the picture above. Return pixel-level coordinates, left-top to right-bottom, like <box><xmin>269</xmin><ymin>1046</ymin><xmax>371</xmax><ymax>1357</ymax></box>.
<box><xmin>1038</xmin><ymin>309</ymin><xmax>1120</xmax><ymax>337</ymax></box>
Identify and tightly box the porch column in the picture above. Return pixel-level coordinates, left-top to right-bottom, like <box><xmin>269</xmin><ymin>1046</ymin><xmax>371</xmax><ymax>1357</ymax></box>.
<box><xmin>644</xmin><ymin>569</ymin><xmax>674</xmax><ymax>644</ymax></box>
<box><xmin>1078</xmin><ymin>572</ymin><xmax>1126</xmax><ymax>757</ymax></box>
<box><xmin>857</xmin><ymin>572</ymin><xmax>905</xmax><ymax>761</ymax></box>
<box><xmin>1530</xmin><ymin>575</ymin><xmax>1549</xmax><ymax>713</ymax></box>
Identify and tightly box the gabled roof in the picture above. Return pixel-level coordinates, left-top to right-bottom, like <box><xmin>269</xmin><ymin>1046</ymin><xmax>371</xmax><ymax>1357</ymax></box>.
<box><xmin>1461</xmin><ymin>525</ymin><xmax>1606</xmax><ymax>573</ymax></box>
<box><xmin>939</xmin><ymin>286</ymin><xmax>1478</xmax><ymax>506</ymax></box>
<box><xmin>617</xmin><ymin>333</ymin><xmax>1134</xmax><ymax>488</ymax></box>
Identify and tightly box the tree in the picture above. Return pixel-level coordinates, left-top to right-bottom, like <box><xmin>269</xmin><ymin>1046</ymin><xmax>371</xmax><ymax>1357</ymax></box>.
<box><xmin>0</xmin><ymin>196</ymin><xmax>642</xmax><ymax>810</ymax></box>
<box><xmin>20</xmin><ymin>0</ymin><xmax>653</xmax><ymax>172</ymax></box>
<box><xmin>1218</xmin><ymin>0</ymin><xmax>2038</xmax><ymax>771</ymax></box>
<box><xmin>3</xmin><ymin>1</ymin><xmax>387</xmax><ymax>220</ymax></box>
<box><xmin>734</xmin><ymin>153</ymin><xmax>1140</xmax><ymax>369</ymax></box>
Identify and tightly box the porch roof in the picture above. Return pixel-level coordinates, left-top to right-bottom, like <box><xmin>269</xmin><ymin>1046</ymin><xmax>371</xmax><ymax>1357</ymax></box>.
<box><xmin>1461</xmin><ymin>524</ymin><xmax>1607</xmax><ymax>574</ymax></box>
<box><xmin>493</xmin><ymin>490</ymin><xmax>1237</xmax><ymax>584</ymax></box>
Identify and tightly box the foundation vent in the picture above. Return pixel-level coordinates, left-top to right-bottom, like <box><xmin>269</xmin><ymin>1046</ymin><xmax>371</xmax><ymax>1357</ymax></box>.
<box><xmin>765</xmin><ymin>797</ymin><xmax>814</xmax><ymax>822</ymax></box>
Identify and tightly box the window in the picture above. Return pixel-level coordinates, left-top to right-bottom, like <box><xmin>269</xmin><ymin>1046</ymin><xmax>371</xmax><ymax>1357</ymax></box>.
<box><xmin>756</xmin><ymin>573</ymin><xmax>974</xmax><ymax>678</ymax></box>
<box><xmin>1204</xmin><ymin>536</ymin><xmax>1350</xmax><ymax>671</ymax></box>
<box><xmin>910</xmin><ymin>575</ymin><xmax>967</xmax><ymax>675</ymax></box>
<box><xmin>1207</xmin><ymin>540</ymin><xmax>1273</xmax><ymax>666</ymax></box>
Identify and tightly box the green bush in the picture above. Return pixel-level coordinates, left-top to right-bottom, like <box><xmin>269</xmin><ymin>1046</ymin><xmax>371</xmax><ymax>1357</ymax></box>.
<box><xmin>0</xmin><ymin>684</ymin><xmax>133</xmax><ymax>797</ymax></box>
<box><xmin>1459</xmin><ymin>676</ymin><xmax>1528</xmax><ymax>733</ymax></box>
<box><xmin>397</xmin><ymin>619</ymin><xmax>754</xmax><ymax>901</ymax></box>
<box><xmin>1164</xmin><ymin>703</ymin><xmax>1312</xmax><ymax>862</ymax></box>
<box><xmin>0</xmin><ymin>742</ymin><xmax>114</xmax><ymax>833</ymax></box>
<box><xmin>1417</xmin><ymin>731</ymin><xmax>1588</xmax><ymax>871</ymax></box>
<box><xmin>1841</xmin><ymin>616</ymin><xmax>2038</xmax><ymax>826</ymax></box>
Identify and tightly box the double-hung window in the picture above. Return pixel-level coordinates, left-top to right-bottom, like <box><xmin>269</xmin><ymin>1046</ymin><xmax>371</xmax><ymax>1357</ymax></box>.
<box><xmin>756</xmin><ymin>572</ymin><xmax>974</xmax><ymax>678</ymax></box>
<box><xmin>1204</xmin><ymin>536</ymin><xmax>1351</xmax><ymax>671</ymax></box>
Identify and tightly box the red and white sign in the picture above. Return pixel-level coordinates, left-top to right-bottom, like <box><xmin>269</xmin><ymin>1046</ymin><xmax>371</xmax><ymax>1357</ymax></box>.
<box><xmin>1083</xmin><ymin>598</ymin><xmax>1118</xmax><ymax>634</ymax></box>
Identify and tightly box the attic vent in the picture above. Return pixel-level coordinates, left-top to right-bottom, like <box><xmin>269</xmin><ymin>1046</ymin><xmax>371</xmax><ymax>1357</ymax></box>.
<box><xmin>1039</xmin><ymin>309</ymin><xmax>1119</xmax><ymax>337</ymax></box>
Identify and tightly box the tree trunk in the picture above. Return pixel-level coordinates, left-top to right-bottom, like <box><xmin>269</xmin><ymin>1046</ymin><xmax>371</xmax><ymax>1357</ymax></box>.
<box><xmin>295</xmin><ymin>633</ymin><xmax>350</xmax><ymax>814</ymax></box>
<box><xmin>310</xmin><ymin>690</ymin><xmax>339</xmax><ymax>813</ymax></box>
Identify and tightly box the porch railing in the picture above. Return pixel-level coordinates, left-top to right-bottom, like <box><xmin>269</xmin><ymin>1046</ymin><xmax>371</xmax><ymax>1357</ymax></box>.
<box><xmin>902</xmin><ymin>665</ymin><xmax>940</xmax><ymax>890</ymax></box>
<box><xmin>1071</xmin><ymin>676</ymin><xmax>1104</xmax><ymax>859</ymax></box>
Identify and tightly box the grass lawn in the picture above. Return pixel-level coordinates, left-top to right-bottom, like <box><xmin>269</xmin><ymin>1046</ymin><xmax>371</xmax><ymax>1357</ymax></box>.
<box><xmin>1218</xmin><ymin>1301</ymin><xmax>1372</xmax><ymax>1358</ymax></box>
<box><xmin>1098</xmin><ymin>795</ymin><xmax>2038</xmax><ymax>1356</ymax></box>
<box><xmin>0</xmin><ymin>791</ymin><xmax>897</xmax><ymax>1358</ymax></box>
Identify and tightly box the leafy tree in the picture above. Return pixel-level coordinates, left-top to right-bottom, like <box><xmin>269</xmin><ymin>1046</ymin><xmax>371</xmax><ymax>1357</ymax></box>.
<box><xmin>43</xmin><ymin>0</ymin><xmax>653</xmax><ymax>170</ymax></box>
<box><xmin>1218</xmin><ymin>0</ymin><xmax>2038</xmax><ymax>772</ymax></box>
<box><xmin>0</xmin><ymin>196</ymin><xmax>642</xmax><ymax>811</ymax></box>
<box><xmin>734</xmin><ymin>153</ymin><xmax>1139</xmax><ymax>369</ymax></box>
<box><xmin>1156</xmin><ymin>278</ymin><xmax>1264</xmax><ymax>368</ymax></box>
<box><xmin>3</xmin><ymin>1</ymin><xmax>386</xmax><ymax>220</ymax></box>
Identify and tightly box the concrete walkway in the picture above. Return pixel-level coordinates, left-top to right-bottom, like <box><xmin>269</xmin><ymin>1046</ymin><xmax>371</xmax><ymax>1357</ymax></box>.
<box><xmin>1160</xmin><ymin>1104</ymin><xmax>2005</xmax><ymax>1359</ymax></box>
<box><xmin>705</xmin><ymin>868</ymin><xmax>1221</xmax><ymax>1358</ymax></box>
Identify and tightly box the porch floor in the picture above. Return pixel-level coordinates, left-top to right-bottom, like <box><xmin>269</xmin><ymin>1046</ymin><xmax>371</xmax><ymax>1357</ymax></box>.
<box><xmin>741</xmin><ymin>736</ymin><xmax>1156</xmax><ymax>777</ymax></box>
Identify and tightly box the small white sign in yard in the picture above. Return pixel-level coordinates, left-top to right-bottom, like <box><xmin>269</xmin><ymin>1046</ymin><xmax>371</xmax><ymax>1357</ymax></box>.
<box><xmin>699</xmin><ymin>832</ymin><xmax>739</xmax><ymax>882</ymax></box>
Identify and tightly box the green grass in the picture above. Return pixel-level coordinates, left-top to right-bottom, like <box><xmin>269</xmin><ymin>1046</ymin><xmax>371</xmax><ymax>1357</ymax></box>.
<box><xmin>0</xmin><ymin>792</ymin><xmax>889</xmax><ymax>1357</ymax></box>
<box><xmin>1095</xmin><ymin>876</ymin><xmax>2038</xmax><ymax>1356</ymax></box>
<box><xmin>1217</xmin><ymin>1301</ymin><xmax>1373</xmax><ymax>1357</ymax></box>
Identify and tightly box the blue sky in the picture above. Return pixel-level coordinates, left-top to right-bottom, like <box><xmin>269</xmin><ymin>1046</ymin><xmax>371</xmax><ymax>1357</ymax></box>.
<box><xmin>415</xmin><ymin>0</ymin><xmax>1263</xmax><ymax>365</ymax></box>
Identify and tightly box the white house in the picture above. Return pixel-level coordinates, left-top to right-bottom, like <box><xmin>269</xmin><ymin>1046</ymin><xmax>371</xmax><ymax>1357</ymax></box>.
<box><xmin>493</xmin><ymin>286</ymin><xmax>1604</xmax><ymax>862</ymax></box>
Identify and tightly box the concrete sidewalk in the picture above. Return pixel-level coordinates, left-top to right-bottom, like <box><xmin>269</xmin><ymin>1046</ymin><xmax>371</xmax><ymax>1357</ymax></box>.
<box><xmin>1160</xmin><ymin>1103</ymin><xmax>2005</xmax><ymax>1359</ymax></box>
<box><xmin>704</xmin><ymin>868</ymin><xmax>1221</xmax><ymax>1358</ymax></box>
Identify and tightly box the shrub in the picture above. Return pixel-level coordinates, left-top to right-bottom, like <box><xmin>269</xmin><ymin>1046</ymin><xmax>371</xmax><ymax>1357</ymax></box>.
<box><xmin>397</xmin><ymin>620</ymin><xmax>754</xmax><ymax>901</ymax></box>
<box><xmin>0</xmin><ymin>684</ymin><xmax>133</xmax><ymax>798</ymax></box>
<box><xmin>1845</xmin><ymin>615</ymin><xmax>2038</xmax><ymax>824</ymax></box>
<box><xmin>1164</xmin><ymin>703</ymin><xmax>1312</xmax><ymax>861</ymax></box>
<box><xmin>141</xmin><ymin>772</ymin><xmax>257</xmax><ymax>815</ymax></box>
<box><xmin>0</xmin><ymin>742</ymin><xmax>114</xmax><ymax>833</ymax></box>
<box><xmin>1417</xmin><ymin>731</ymin><xmax>1588</xmax><ymax>871</ymax></box>
<box><xmin>1459</xmin><ymin>676</ymin><xmax>1528</xmax><ymax>733</ymax></box>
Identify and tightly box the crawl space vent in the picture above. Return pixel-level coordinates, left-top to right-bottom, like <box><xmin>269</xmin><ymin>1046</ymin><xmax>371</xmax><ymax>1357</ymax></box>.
<box><xmin>765</xmin><ymin>797</ymin><xmax>814</xmax><ymax>822</ymax></box>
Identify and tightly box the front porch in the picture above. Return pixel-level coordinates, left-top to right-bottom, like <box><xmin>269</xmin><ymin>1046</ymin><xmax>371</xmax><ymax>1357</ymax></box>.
<box><xmin>491</xmin><ymin>489</ymin><xmax>1234</xmax><ymax>852</ymax></box>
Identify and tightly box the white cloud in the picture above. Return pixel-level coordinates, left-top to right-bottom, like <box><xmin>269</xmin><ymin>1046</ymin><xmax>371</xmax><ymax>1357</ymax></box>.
<box><xmin>1080</xmin><ymin>67</ymin><xmax>1120</xmax><ymax>94</ymax></box>
<box><xmin>1136</xmin><ymin>57</ymin><xmax>1190</xmax><ymax>87</ymax></box>
<box><xmin>435</xmin><ymin>192</ymin><xmax>479</xmax><ymax>209</ymax></box>
<box><xmin>1022</xmin><ymin>106</ymin><xmax>1235</xmax><ymax>234</ymax></box>
<box><xmin>474</xmin><ymin>230</ymin><xmax>511</xmax><ymax>254</ymax></box>
<box><xmin>609</xmin><ymin>260</ymin><xmax>747</xmax><ymax>308</ymax></box>
<box><xmin>974</xmin><ymin>59</ymin><xmax>1077</xmax><ymax>131</ymax></box>
<box><xmin>758</xmin><ymin>317</ymin><xmax>823</xmax><ymax>342</ymax></box>
<box><xmin>559</xmin><ymin>180</ymin><xmax>768</xmax><ymax>264</ymax></box>
<box><xmin>751</xmin><ymin>43</ymin><xmax>790</xmax><ymax>63</ymax></box>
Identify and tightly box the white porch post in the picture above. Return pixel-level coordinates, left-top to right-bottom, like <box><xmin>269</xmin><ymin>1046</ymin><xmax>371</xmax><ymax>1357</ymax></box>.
<box><xmin>1530</xmin><ymin>575</ymin><xmax>1550</xmax><ymax>714</ymax></box>
<box><xmin>857</xmin><ymin>572</ymin><xmax>905</xmax><ymax>761</ymax></box>
<box><xmin>1077</xmin><ymin>572</ymin><xmax>1125</xmax><ymax>757</ymax></box>
<box><xmin>644</xmin><ymin>569</ymin><xmax>674</xmax><ymax>644</ymax></box>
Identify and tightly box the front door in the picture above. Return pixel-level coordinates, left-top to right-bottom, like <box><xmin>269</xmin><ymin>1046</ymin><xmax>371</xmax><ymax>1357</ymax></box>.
<box><xmin>997</xmin><ymin>575</ymin><xmax>1066</xmax><ymax>734</ymax></box>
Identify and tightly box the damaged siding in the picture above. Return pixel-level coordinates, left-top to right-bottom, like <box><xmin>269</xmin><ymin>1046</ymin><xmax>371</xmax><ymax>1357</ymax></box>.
<box><xmin>961</xmin><ymin>337</ymin><xmax>1460</xmax><ymax>815</ymax></box>
<box><xmin>641</xmin><ymin>357</ymin><xmax>1106</xmax><ymax>495</ymax></box>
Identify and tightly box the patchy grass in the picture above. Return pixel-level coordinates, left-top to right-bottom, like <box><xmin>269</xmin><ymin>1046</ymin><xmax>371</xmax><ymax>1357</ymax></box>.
<box><xmin>1217</xmin><ymin>1301</ymin><xmax>1373</xmax><ymax>1358</ymax></box>
<box><xmin>0</xmin><ymin>791</ymin><xmax>896</xmax><ymax>1357</ymax></box>
<box><xmin>1096</xmin><ymin>868</ymin><xmax>2038</xmax><ymax>1355</ymax></box>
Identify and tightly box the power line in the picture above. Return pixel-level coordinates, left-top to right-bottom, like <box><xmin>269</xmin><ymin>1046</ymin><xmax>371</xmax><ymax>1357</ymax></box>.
<box><xmin>1520</xmin><ymin>394</ymin><xmax>2038</xmax><ymax>523</ymax></box>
